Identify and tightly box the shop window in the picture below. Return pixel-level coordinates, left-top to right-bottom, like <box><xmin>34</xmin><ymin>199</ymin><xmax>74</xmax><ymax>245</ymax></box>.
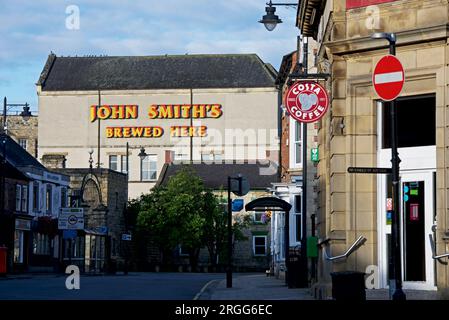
<box><xmin>33</xmin><ymin>233</ymin><xmax>50</xmax><ymax>255</ymax></box>
<box><xmin>174</xmin><ymin>153</ymin><xmax>189</xmax><ymax>161</ymax></box>
<box><xmin>254</xmin><ymin>211</ymin><xmax>263</xmax><ymax>223</ymax></box>
<box><xmin>382</xmin><ymin>94</ymin><xmax>435</xmax><ymax>149</ymax></box>
<box><xmin>179</xmin><ymin>245</ymin><xmax>189</xmax><ymax>256</ymax></box>
<box><xmin>141</xmin><ymin>155</ymin><xmax>157</xmax><ymax>181</ymax></box>
<box><xmin>14</xmin><ymin>230</ymin><xmax>24</xmax><ymax>263</ymax></box>
<box><xmin>253</xmin><ymin>236</ymin><xmax>267</xmax><ymax>256</ymax></box>
<box><xmin>109</xmin><ymin>155</ymin><xmax>118</xmax><ymax>171</ymax></box>
<box><xmin>294</xmin><ymin>195</ymin><xmax>302</xmax><ymax>242</ymax></box>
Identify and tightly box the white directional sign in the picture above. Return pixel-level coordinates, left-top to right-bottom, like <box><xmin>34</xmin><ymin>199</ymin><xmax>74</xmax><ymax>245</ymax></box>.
<box><xmin>58</xmin><ymin>208</ymin><xmax>84</xmax><ymax>230</ymax></box>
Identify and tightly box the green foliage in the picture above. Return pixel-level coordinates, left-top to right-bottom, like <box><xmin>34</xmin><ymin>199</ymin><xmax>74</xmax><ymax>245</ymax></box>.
<box><xmin>134</xmin><ymin>166</ymin><xmax>251</xmax><ymax>268</ymax></box>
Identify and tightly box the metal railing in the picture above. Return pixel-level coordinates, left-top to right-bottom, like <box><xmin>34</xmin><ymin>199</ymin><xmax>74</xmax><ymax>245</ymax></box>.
<box><xmin>322</xmin><ymin>235</ymin><xmax>367</xmax><ymax>261</ymax></box>
<box><xmin>429</xmin><ymin>234</ymin><xmax>449</xmax><ymax>260</ymax></box>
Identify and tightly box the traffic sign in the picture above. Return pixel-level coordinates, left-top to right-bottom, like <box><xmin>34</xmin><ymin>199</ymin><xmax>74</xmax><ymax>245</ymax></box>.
<box><xmin>348</xmin><ymin>167</ymin><xmax>392</xmax><ymax>174</ymax></box>
<box><xmin>58</xmin><ymin>208</ymin><xmax>84</xmax><ymax>230</ymax></box>
<box><xmin>122</xmin><ymin>234</ymin><xmax>132</xmax><ymax>241</ymax></box>
<box><xmin>373</xmin><ymin>55</ymin><xmax>404</xmax><ymax>101</ymax></box>
<box><xmin>285</xmin><ymin>81</ymin><xmax>329</xmax><ymax>123</ymax></box>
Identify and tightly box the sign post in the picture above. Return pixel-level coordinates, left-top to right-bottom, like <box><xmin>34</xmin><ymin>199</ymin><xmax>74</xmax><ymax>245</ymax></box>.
<box><xmin>372</xmin><ymin>32</ymin><xmax>406</xmax><ymax>300</ymax></box>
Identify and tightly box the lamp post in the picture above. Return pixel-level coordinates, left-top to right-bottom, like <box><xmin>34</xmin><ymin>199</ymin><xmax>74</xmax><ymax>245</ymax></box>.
<box><xmin>1</xmin><ymin>97</ymin><xmax>31</xmax><ymax>214</ymax></box>
<box><xmin>260</xmin><ymin>2</ymin><xmax>312</xmax><ymax>288</ymax></box>
<box><xmin>371</xmin><ymin>32</ymin><xmax>406</xmax><ymax>301</ymax></box>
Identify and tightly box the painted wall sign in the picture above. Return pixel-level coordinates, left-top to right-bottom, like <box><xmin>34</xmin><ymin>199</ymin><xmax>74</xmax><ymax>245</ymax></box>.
<box><xmin>285</xmin><ymin>81</ymin><xmax>329</xmax><ymax>123</ymax></box>
<box><xmin>90</xmin><ymin>103</ymin><xmax>221</xmax><ymax>138</ymax></box>
<box><xmin>90</xmin><ymin>105</ymin><xmax>138</xmax><ymax>122</ymax></box>
<box><xmin>148</xmin><ymin>104</ymin><xmax>222</xmax><ymax>119</ymax></box>
<box><xmin>346</xmin><ymin>0</ymin><xmax>397</xmax><ymax>9</ymax></box>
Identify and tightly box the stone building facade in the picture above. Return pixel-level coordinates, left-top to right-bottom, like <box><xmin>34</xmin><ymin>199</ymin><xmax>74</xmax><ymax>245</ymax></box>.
<box><xmin>4</xmin><ymin>114</ymin><xmax>38</xmax><ymax>158</ymax></box>
<box><xmin>50</xmin><ymin>168</ymin><xmax>129</xmax><ymax>273</ymax></box>
<box><xmin>294</xmin><ymin>0</ymin><xmax>449</xmax><ymax>298</ymax></box>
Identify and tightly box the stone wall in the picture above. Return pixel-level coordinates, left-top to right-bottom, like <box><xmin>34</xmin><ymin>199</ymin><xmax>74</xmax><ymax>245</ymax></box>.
<box><xmin>6</xmin><ymin>115</ymin><xmax>38</xmax><ymax>158</ymax></box>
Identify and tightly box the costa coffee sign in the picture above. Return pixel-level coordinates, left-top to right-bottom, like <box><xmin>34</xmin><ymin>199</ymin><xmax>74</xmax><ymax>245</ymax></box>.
<box><xmin>285</xmin><ymin>81</ymin><xmax>329</xmax><ymax>123</ymax></box>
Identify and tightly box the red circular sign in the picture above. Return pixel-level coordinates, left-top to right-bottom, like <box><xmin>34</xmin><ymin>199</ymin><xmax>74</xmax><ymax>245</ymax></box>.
<box><xmin>285</xmin><ymin>81</ymin><xmax>329</xmax><ymax>123</ymax></box>
<box><xmin>373</xmin><ymin>55</ymin><xmax>404</xmax><ymax>101</ymax></box>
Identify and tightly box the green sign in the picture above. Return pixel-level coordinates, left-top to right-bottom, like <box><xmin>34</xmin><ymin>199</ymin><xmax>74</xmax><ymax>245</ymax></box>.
<box><xmin>307</xmin><ymin>236</ymin><xmax>318</xmax><ymax>258</ymax></box>
<box><xmin>311</xmin><ymin>148</ymin><xmax>319</xmax><ymax>162</ymax></box>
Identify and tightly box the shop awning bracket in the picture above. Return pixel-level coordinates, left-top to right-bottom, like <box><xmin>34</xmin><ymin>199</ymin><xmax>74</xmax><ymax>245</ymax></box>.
<box><xmin>322</xmin><ymin>235</ymin><xmax>366</xmax><ymax>262</ymax></box>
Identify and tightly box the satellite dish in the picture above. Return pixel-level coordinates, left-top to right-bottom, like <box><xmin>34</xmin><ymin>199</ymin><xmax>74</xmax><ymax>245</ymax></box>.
<box><xmin>231</xmin><ymin>175</ymin><xmax>250</xmax><ymax>196</ymax></box>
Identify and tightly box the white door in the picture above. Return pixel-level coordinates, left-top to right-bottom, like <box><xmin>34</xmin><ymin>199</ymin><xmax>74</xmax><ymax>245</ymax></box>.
<box><xmin>400</xmin><ymin>171</ymin><xmax>436</xmax><ymax>290</ymax></box>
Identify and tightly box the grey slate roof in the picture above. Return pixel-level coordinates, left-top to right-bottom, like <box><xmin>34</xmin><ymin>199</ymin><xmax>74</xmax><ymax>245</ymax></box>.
<box><xmin>156</xmin><ymin>161</ymin><xmax>280</xmax><ymax>190</ymax></box>
<box><xmin>38</xmin><ymin>53</ymin><xmax>277</xmax><ymax>91</ymax></box>
<box><xmin>0</xmin><ymin>135</ymin><xmax>46</xmax><ymax>170</ymax></box>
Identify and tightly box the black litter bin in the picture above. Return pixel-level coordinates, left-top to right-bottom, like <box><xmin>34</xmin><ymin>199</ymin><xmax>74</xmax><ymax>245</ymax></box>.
<box><xmin>331</xmin><ymin>271</ymin><xmax>366</xmax><ymax>300</ymax></box>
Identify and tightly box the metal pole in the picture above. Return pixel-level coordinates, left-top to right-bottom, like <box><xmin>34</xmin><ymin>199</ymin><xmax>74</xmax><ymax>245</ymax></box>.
<box><xmin>284</xmin><ymin>207</ymin><xmax>289</xmax><ymax>286</ymax></box>
<box><xmin>97</xmin><ymin>90</ymin><xmax>101</xmax><ymax>168</ymax></box>
<box><xmin>126</xmin><ymin>142</ymin><xmax>129</xmax><ymax>180</ymax></box>
<box><xmin>1</xmin><ymin>97</ymin><xmax>6</xmax><ymax>217</ymax></box>
<box><xmin>190</xmin><ymin>88</ymin><xmax>193</xmax><ymax>163</ymax></box>
<box><xmin>389</xmin><ymin>36</ymin><xmax>406</xmax><ymax>301</ymax></box>
<box><xmin>299</xmin><ymin>36</ymin><xmax>309</xmax><ymax>288</ymax></box>
<box><xmin>226</xmin><ymin>176</ymin><xmax>232</xmax><ymax>288</ymax></box>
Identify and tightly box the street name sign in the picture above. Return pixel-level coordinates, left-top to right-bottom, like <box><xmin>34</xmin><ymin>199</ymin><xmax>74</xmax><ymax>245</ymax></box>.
<box><xmin>373</xmin><ymin>55</ymin><xmax>404</xmax><ymax>101</ymax></box>
<box><xmin>348</xmin><ymin>167</ymin><xmax>392</xmax><ymax>174</ymax></box>
<box><xmin>122</xmin><ymin>234</ymin><xmax>132</xmax><ymax>241</ymax></box>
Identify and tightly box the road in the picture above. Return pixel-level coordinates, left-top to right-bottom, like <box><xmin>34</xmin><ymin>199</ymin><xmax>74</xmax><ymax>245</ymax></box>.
<box><xmin>0</xmin><ymin>272</ymin><xmax>223</xmax><ymax>300</ymax></box>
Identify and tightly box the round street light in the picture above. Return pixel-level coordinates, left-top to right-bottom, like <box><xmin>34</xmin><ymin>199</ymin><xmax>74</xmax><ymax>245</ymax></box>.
<box><xmin>138</xmin><ymin>147</ymin><xmax>147</xmax><ymax>160</ymax></box>
<box><xmin>259</xmin><ymin>1</ymin><xmax>283</xmax><ymax>31</ymax></box>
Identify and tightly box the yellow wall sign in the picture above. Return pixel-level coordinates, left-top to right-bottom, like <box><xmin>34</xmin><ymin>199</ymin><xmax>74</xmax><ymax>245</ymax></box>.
<box><xmin>89</xmin><ymin>104</ymin><xmax>222</xmax><ymax>138</ymax></box>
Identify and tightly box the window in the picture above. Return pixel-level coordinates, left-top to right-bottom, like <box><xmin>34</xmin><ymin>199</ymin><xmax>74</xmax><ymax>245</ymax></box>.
<box><xmin>46</xmin><ymin>185</ymin><xmax>52</xmax><ymax>214</ymax></box>
<box><xmin>289</xmin><ymin>119</ymin><xmax>302</xmax><ymax>167</ymax></box>
<box><xmin>15</xmin><ymin>185</ymin><xmax>22</xmax><ymax>211</ymax></box>
<box><xmin>174</xmin><ymin>153</ymin><xmax>189</xmax><ymax>161</ymax></box>
<box><xmin>33</xmin><ymin>233</ymin><xmax>50</xmax><ymax>255</ymax></box>
<box><xmin>179</xmin><ymin>245</ymin><xmax>189</xmax><ymax>256</ymax></box>
<box><xmin>294</xmin><ymin>195</ymin><xmax>302</xmax><ymax>242</ymax></box>
<box><xmin>109</xmin><ymin>155</ymin><xmax>118</xmax><ymax>171</ymax></box>
<box><xmin>21</xmin><ymin>185</ymin><xmax>28</xmax><ymax>212</ymax></box>
<box><xmin>18</xmin><ymin>139</ymin><xmax>27</xmax><ymax>150</ymax></box>
<box><xmin>294</xmin><ymin>122</ymin><xmax>302</xmax><ymax>165</ymax></box>
<box><xmin>61</xmin><ymin>188</ymin><xmax>67</xmax><ymax>208</ymax></box>
<box><xmin>14</xmin><ymin>230</ymin><xmax>24</xmax><ymax>263</ymax></box>
<box><xmin>253</xmin><ymin>236</ymin><xmax>267</xmax><ymax>256</ymax></box>
<box><xmin>32</xmin><ymin>182</ymin><xmax>39</xmax><ymax>212</ymax></box>
<box><xmin>141</xmin><ymin>155</ymin><xmax>157</xmax><ymax>181</ymax></box>
<box><xmin>254</xmin><ymin>211</ymin><xmax>263</xmax><ymax>223</ymax></box>
<box><xmin>121</xmin><ymin>155</ymin><xmax>128</xmax><ymax>174</ymax></box>
<box><xmin>214</xmin><ymin>153</ymin><xmax>223</xmax><ymax>162</ymax></box>
<box><xmin>201</xmin><ymin>153</ymin><xmax>213</xmax><ymax>162</ymax></box>
<box><xmin>382</xmin><ymin>95</ymin><xmax>435</xmax><ymax>149</ymax></box>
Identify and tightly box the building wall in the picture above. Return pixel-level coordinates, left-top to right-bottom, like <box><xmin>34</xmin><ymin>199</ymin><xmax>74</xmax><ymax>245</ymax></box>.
<box><xmin>7</xmin><ymin>115</ymin><xmax>38</xmax><ymax>158</ymax></box>
<box><xmin>37</xmin><ymin>88</ymin><xmax>279</xmax><ymax>199</ymax></box>
<box><xmin>311</xmin><ymin>0</ymin><xmax>449</xmax><ymax>298</ymax></box>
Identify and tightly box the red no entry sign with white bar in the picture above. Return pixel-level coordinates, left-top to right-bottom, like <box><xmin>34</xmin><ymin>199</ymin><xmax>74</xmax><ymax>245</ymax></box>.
<box><xmin>373</xmin><ymin>55</ymin><xmax>404</xmax><ymax>101</ymax></box>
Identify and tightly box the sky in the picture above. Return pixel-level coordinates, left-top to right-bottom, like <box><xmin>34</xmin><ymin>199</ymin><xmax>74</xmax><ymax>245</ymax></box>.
<box><xmin>0</xmin><ymin>0</ymin><xmax>299</xmax><ymax>112</ymax></box>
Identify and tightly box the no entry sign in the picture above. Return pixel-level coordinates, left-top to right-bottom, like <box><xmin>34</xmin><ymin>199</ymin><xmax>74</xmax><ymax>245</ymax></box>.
<box><xmin>373</xmin><ymin>55</ymin><xmax>404</xmax><ymax>101</ymax></box>
<box><xmin>285</xmin><ymin>81</ymin><xmax>329</xmax><ymax>123</ymax></box>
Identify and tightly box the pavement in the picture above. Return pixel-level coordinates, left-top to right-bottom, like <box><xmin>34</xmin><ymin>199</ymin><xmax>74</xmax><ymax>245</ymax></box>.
<box><xmin>197</xmin><ymin>273</ymin><xmax>315</xmax><ymax>300</ymax></box>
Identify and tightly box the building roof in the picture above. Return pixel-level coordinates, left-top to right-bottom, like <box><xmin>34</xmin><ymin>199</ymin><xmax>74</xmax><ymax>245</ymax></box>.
<box><xmin>37</xmin><ymin>53</ymin><xmax>277</xmax><ymax>91</ymax></box>
<box><xmin>156</xmin><ymin>161</ymin><xmax>280</xmax><ymax>190</ymax></box>
<box><xmin>0</xmin><ymin>135</ymin><xmax>46</xmax><ymax>171</ymax></box>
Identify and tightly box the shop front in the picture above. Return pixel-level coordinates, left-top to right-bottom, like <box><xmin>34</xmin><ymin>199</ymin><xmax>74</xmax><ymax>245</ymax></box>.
<box><xmin>13</xmin><ymin>217</ymin><xmax>32</xmax><ymax>272</ymax></box>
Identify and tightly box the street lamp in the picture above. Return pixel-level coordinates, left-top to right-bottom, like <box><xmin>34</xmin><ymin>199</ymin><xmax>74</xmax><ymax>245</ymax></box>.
<box><xmin>370</xmin><ymin>32</ymin><xmax>406</xmax><ymax>301</ymax></box>
<box><xmin>138</xmin><ymin>147</ymin><xmax>147</xmax><ymax>160</ymax></box>
<box><xmin>259</xmin><ymin>1</ymin><xmax>283</xmax><ymax>31</ymax></box>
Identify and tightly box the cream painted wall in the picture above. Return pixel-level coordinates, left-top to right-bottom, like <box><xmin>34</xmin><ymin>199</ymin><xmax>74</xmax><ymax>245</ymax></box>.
<box><xmin>38</xmin><ymin>88</ymin><xmax>279</xmax><ymax>199</ymax></box>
